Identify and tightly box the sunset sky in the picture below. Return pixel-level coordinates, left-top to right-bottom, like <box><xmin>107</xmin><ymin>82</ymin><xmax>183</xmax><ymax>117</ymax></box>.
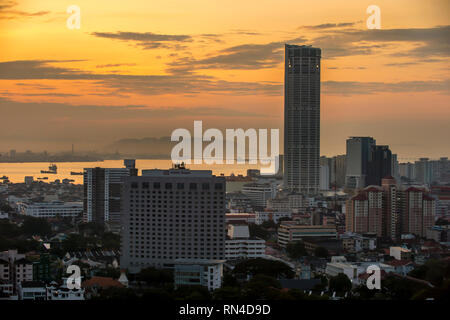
<box><xmin>0</xmin><ymin>0</ymin><xmax>449</xmax><ymax>160</ymax></box>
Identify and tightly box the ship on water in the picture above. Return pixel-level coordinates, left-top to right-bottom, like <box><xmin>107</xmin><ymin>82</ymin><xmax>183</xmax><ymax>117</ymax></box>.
<box><xmin>41</xmin><ymin>163</ymin><xmax>57</xmax><ymax>174</ymax></box>
<box><xmin>70</xmin><ymin>171</ymin><xmax>83</xmax><ymax>175</ymax></box>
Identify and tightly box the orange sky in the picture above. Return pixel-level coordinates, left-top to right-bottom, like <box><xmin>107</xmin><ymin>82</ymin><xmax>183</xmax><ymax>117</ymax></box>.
<box><xmin>0</xmin><ymin>0</ymin><xmax>449</xmax><ymax>160</ymax></box>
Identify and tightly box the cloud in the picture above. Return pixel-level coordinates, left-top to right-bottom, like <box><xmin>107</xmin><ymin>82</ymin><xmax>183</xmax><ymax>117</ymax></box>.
<box><xmin>299</xmin><ymin>22</ymin><xmax>359</xmax><ymax>30</ymax></box>
<box><xmin>91</xmin><ymin>31</ymin><xmax>192</xmax><ymax>50</ymax></box>
<box><xmin>323</xmin><ymin>79</ymin><xmax>450</xmax><ymax>95</ymax></box>
<box><xmin>96</xmin><ymin>63</ymin><xmax>137</xmax><ymax>68</ymax></box>
<box><xmin>312</xmin><ymin>25</ymin><xmax>450</xmax><ymax>59</ymax></box>
<box><xmin>167</xmin><ymin>37</ymin><xmax>306</xmax><ymax>71</ymax></box>
<box><xmin>0</xmin><ymin>1</ymin><xmax>49</xmax><ymax>19</ymax></box>
<box><xmin>0</xmin><ymin>59</ymin><xmax>283</xmax><ymax>96</ymax></box>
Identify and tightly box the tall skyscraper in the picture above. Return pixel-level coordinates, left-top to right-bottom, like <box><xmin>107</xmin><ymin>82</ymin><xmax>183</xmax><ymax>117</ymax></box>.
<box><xmin>284</xmin><ymin>44</ymin><xmax>321</xmax><ymax>195</ymax></box>
<box><xmin>367</xmin><ymin>145</ymin><xmax>392</xmax><ymax>186</ymax></box>
<box><xmin>83</xmin><ymin>159</ymin><xmax>137</xmax><ymax>232</ymax></box>
<box><xmin>345</xmin><ymin>137</ymin><xmax>376</xmax><ymax>189</ymax></box>
<box><xmin>120</xmin><ymin>165</ymin><xmax>226</xmax><ymax>273</ymax></box>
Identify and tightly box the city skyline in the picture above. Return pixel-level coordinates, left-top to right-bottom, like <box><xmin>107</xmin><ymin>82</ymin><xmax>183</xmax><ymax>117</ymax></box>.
<box><xmin>0</xmin><ymin>0</ymin><xmax>449</xmax><ymax>160</ymax></box>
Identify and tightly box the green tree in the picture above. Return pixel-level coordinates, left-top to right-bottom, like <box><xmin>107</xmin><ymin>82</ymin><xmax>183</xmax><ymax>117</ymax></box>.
<box><xmin>242</xmin><ymin>275</ymin><xmax>281</xmax><ymax>299</ymax></box>
<box><xmin>213</xmin><ymin>286</ymin><xmax>242</xmax><ymax>300</ymax></box>
<box><xmin>314</xmin><ymin>246</ymin><xmax>329</xmax><ymax>258</ymax></box>
<box><xmin>286</xmin><ymin>241</ymin><xmax>307</xmax><ymax>259</ymax></box>
<box><xmin>22</xmin><ymin>217</ymin><xmax>52</xmax><ymax>237</ymax></box>
<box><xmin>408</xmin><ymin>259</ymin><xmax>447</xmax><ymax>286</ymax></box>
<box><xmin>138</xmin><ymin>267</ymin><xmax>173</xmax><ymax>287</ymax></box>
<box><xmin>233</xmin><ymin>258</ymin><xmax>294</xmax><ymax>279</ymax></box>
<box><xmin>329</xmin><ymin>273</ymin><xmax>352</xmax><ymax>294</ymax></box>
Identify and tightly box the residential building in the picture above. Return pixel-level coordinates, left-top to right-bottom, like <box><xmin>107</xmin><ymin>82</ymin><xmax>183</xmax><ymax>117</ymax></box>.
<box><xmin>83</xmin><ymin>159</ymin><xmax>138</xmax><ymax>231</ymax></box>
<box><xmin>389</xmin><ymin>247</ymin><xmax>412</xmax><ymax>261</ymax></box>
<box><xmin>18</xmin><ymin>281</ymin><xmax>46</xmax><ymax>300</ymax></box>
<box><xmin>401</xmin><ymin>187</ymin><xmax>435</xmax><ymax>237</ymax></box>
<box><xmin>18</xmin><ymin>201</ymin><xmax>82</xmax><ymax>218</ymax></box>
<box><xmin>46</xmin><ymin>278</ymin><xmax>85</xmax><ymax>300</ymax></box>
<box><xmin>341</xmin><ymin>232</ymin><xmax>377</xmax><ymax>252</ymax></box>
<box><xmin>174</xmin><ymin>259</ymin><xmax>224</xmax><ymax>291</ymax></box>
<box><xmin>225</xmin><ymin>224</ymin><xmax>265</xmax><ymax>260</ymax></box>
<box><xmin>345</xmin><ymin>185</ymin><xmax>383</xmax><ymax>237</ymax></box>
<box><xmin>255</xmin><ymin>210</ymin><xmax>292</xmax><ymax>225</ymax></box>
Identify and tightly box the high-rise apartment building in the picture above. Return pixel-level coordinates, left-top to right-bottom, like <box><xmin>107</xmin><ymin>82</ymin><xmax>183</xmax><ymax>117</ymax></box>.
<box><xmin>347</xmin><ymin>182</ymin><xmax>435</xmax><ymax>239</ymax></box>
<box><xmin>83</xmin><ymin>160</ymin><xmax>138</xmax><ymax>231</ymax></box>
<box><xmin>381</xmin><ymin>176</ymin><xmax>400</xmax><ymax>240</ymax></box>
<box><xmin>284</xmin><ymin>44</ymin><xmax>321</xmax><ymax>195</ymax></box>
<box><xmin>345</xmin><ymin>186</ymin><xmax>383</xmax><ymax>237</ymax></box>
<box><xmin>120</xmin><ymin>165</ymin><xmax>226</xmax><ymax>273</ymax></box>
<box><xmin>401</xmin><ymin>187</ymin><xmax>435</xmax><ymax>237</ymax></box>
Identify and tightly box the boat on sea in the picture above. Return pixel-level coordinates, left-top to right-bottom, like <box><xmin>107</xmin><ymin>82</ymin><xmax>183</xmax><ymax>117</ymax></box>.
<box><xmin>70</xmin><ymin>171</ymin><xmax>83</xmax><ymax>175</ymax></box>
<box><xmin>41</xmin><ymin>163</ymin><xmax>57</xmax><ymax>174</ymax></box>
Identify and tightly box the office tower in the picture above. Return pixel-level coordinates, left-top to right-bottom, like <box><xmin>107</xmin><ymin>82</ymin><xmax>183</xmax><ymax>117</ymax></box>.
<box><xmin>345</xmin><ymin>185</ymin><xmax>383</xmax><ymax>237</ymax></box>
<box><xmin>381</xmin><ymin>176</ymin><xmax>400</xmax><ymax>240</ymax></box>
<box><xmin>401</xmin><ymin>187</ymin><xmax>435</xmax><ymax>237</ymax></box>
<box><xmin>83</xmin><ymin>160</ymin><xmax>137</xmax><ymax>231</ymax></box>
<box><xmin>120</xmin><ymin>165</ymin><xmax>226</xmax><ymax>273</ymax></box>
<box><xmin>345</xmin><ymin>137</ymin><xmax>376</xmax><ymax>189</ymax></box>
<box><xmin>284</xmin><ymin>44</ymin><xmax>321</xmax><ymax>195</ymax></box>
<box><xmin>367</xmin><ymin>145</ymin><xmax>392</xmax><ymax>186</ymax></box>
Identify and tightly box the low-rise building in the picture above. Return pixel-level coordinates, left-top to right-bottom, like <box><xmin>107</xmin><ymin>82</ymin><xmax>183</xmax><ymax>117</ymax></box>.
<box><xmin>255</xmin><ymin>211</ymin><xmax>291</xmax><ymax>225</ymax></box>
<box><xmin>426</xmin><ymin>225</ymin><xmax>450</xmax><ymax>242</ymax></box>
<box><xmin>18</xmin><ymin>281</ymin><xmax>46</xmax><ymax>300</ymax></box>
<box><xmin>225</xmin><ymin>213</ymin><xmax>256</xmax><ymax>224</ymax></box>
<box><xmin>46</xmin><ymin>279</ymin><xmax>85</xmax><ymax>300</ymax></box>
<box><xmin>174</xmin><ymin>259</ymin><xmax>224</xmax><ymax>291</ymax></box>
<box><xmin>18</xmin><ymin>201</ymin><xmax>83</xmax><ymax>218</ymax></box>
<box><xmin>225</xmin><ymin>224</ymin><xmax>265</xmax><ymax>260</ymax></box>
<box><xmin>341</xmin><ymin>232</ymin><xmax>377</xmax><ymax>252</ymax></box>
<box><xmin>390</xmin><ymin>246</ymin><xmax>412</xmax><ymax>261</ymax></box>
<box><xmin>278</xmin><ymin>224</ymin><xmax>337</xmax><ymax>248</ymax></box>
